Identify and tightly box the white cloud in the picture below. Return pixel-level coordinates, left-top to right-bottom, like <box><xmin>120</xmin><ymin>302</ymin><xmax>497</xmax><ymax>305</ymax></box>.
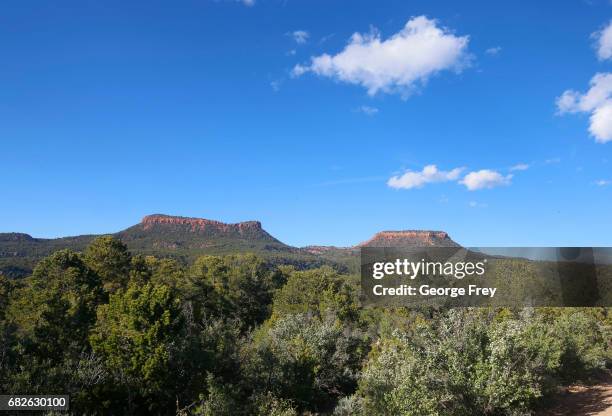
<box><xmin>510</xmin><ymin>163</ymin><xmax>529</xmax><ymax>171</ymax></box>
<box><xmin>485</xmin><ymin>46</ymin><xmax>502</xmax><ymax>56</ymax></box>
<box><xmin>460</xmin><ymin>169</ymin><xmax>512</xmax><ymax>191</ymax></box>
<box><xmin>388</xmin><ymin>165</ymin><xmax>464</xmax><ymax>189</ymax></box>
<box><xmin>595</xmin><ymin>20</ymin><xmax>612</xmax><ymax>61</ymax></box>
<box><xmin>292</xmin><ymin>16</ymin><xmax>470</xmax><ymax>96</ymax></box>
<box><xmin>290</xmin><ymin>30</ymin><xmax>310</xmax><ymax>44</ymax></box>
<box><xmin>270</xmin><ymin>80</ymin><xmax>282</xmax><ymax>92</ymax></box>
<box><xmin>590</xmin><ymin>102</ymin><xmax>612</xmax><ymax>141</ymax></box>
<box><xmin>291</xmin><ymin>64</ymin><xmax>308</xmax><ymax>77</ymax></box>
<box><xmin>595</xmin><ymin>179</ymin><xmax>610</xmax><ymax>186</ymax></box>
<box><xmin>241</xmin><ymin>0</ymin><xmax>255</xmax><ymax>6</ymax></box>
<box><xmin>557</xmin><ymin>72</ymin><xmax>612</xmax><ymax>143</ymax></box>
<box><xmin>468</xmin><ymin>201</ymin><xmax>488</xmax><ymax>208</ymax></box>
<box><xmin>557</xmin><ymin>73</ymin><xmax>612</xmax><ymax>113</ymax></box>
<box><xmin>357</xmin><ymin>105</ymin><xmax>379</xmax><ymax>116</ymax></box>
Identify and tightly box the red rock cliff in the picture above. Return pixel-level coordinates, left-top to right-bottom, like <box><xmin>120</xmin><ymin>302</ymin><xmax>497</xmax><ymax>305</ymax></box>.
<box><xmin>141</xmin><ymin>214</ymin><xmax>263</xmax><ymax>235</ymax></box>
<box><xmin>358</xmin><ymin>230</ymin><xmax>457</xmax><ymax>247</ymax></box>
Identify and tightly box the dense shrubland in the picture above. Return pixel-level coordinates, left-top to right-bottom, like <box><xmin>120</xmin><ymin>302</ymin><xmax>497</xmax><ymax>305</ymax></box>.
<box><xmin>0</xmin><ymin>236</ymin><xmax>609</xmax><ymax>415</ymax></box>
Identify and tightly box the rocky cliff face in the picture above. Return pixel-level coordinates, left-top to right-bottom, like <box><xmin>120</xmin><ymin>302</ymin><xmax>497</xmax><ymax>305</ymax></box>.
<box><xmin>358</xmin><ymin>230</ymin><xmax>458</xmax><ymax>247</ymax></box>
<box><xmin>141</xmin><ymin>214</ymin><xmax>264</xmax><ymax>236</ymax></box>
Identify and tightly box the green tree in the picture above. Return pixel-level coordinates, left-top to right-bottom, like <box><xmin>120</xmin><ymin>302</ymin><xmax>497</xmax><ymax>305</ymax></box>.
<box><xmin>356</xmin><ymin>309</ymin><xmax>603</xmax><ymax>416</ymax></box>
<box><xmin>242</xmin><ymin>313</ymin><xmax>365</xmax><ymax>412</ymax></box>
<box><xmin>0</xmin><ymin>274</ymin><xmax>15</xmax><ymax>390</ymax></box>
<box><xmin>84</xmin><ymin>236</ymin><xmax>132</xmax><ymax>293</ymax></box>
<box><xmin>0</xmin><ymin>274</ymin><xmax>13</xmax><ymax>321</ymax></box>
<box><xmin>271</xmin><ymin>267</ymin><xmax>359</xmax><ymax>324</ymax></box>
<box><xmin>90</xmin><ymin>282</ymin><xmax>184</xmax><ymax>414</ymax></box>
<box><xmin>189</xmin><ymin>254</ymin><xmax>276</xmax><ymax>329</ymax></box>
<box><xmin>147</xmin><ymin>257</ymin><xmax>184</xmax><ymax>288</ymax></box>
<box><xmin>128</xmin><ymin>254</ymin><xmax>153</xmax><ymax>286</ymax></box>
<box><xmin>8</xmin><ymin>249</ymin><xmax>103</xmax><ymax>360</ymax></box>
<box><xmin>2</xmin><ymin>250</ymin><xmax>103</xmax><ymax>396</ymax></box>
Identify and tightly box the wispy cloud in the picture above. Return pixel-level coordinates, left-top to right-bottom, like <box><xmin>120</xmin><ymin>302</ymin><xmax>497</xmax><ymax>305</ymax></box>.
<box><xmin>388</xmin><ymin>165</ymin><xmax>464</xmax><ymax>189</ymax></box>
<box><xmin>595</xmin><ymin>179</ymin><xmax>610</xmax><ymax>186</ymax></box>
<box><xmin>292</xmin><ymin>16</ymin><xmax>471</xmax><ymax>97</ymax></box>
<box><xmin>510</xmin><ymin>163</ymin><xmax>529</xmax><ymax>171</ymax></box>
<box><xmin>289</xmin><ymin>30</ymin><xmax>310</xmax><ymax>44</ymax></box>
<box><xmin>270</xmin><ymin>79</ymin><xmax>283</xmax><ymax>92</ymax></box>
<box><xmin>357</xmin><ymin>105</ymin><xmax>379</xmax><ymax>116</ymax></box>
<box><xmin>319</xmin><ymin>34</ymin><xmax>335</xmax><ymax>44</ymax></box>
<box><xmin>545</xmin><ymin>157</ymin><xmax>561</xmax><ymax>164</ymax></box>
<box><xmin>468</xmin><ymin>201</ymin><xmax>488</xmax><ymax>208</ymax></box>
<box><xmin>485</xmin><ymin>46</ymin><xmax>502</xmax><ymax>56</ymax></box>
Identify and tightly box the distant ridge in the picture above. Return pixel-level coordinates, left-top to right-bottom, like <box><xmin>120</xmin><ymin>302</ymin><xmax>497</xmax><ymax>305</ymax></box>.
<box><xmin>136</xmin><ymin>214</ymin><xmax>279</xmax><ymax>242</ymax></box>
<box><xmin>142</xmin><ymin>214</ymin><xmax>262</xmax><ymax>232</ymax></box>
<box><xmin>0</xmin><ymin>233</ymin><xmax>35</xmax><ymax>242</ymax></box>
<box><xmin>0</xmin><ymin>214</ymin><xmax>459</xmax><ymax>277</ymax></box>
<box><xmin>358</xmin><ymin>230</ymin><xmax>458</xmax><ymax>247</ymax></box>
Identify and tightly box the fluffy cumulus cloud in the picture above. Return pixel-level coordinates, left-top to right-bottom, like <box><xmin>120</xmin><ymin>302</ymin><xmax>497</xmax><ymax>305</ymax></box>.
<box><xmin>387</xmin><ymin>165</ymin><xmax>464</xmax><ymax>189</ymax></box>
<box><xmin>595</xmin><ymin>20</ymin><xmax>612</xmax><ymax>61</ymax></box>
<box><xmin>557</xmin><ymin>73</ymin><xmax>612</xmax><ymax>143</ymax></box>
<box><xmin>292</xmin><ymin>16</ymin><xmax>470</xmax><ymax>96</ymax></box>
<box><xmin>460</xmin><ymin>170</ymin><xmax>512</xmax><ymax>191</ymax></box>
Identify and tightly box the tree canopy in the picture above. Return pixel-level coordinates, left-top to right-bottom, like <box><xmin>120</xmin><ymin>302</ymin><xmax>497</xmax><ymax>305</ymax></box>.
<box><xmin>0</xmin><ymin>237</ymin><xmax>609</xmax><ymax>415</ymax></box>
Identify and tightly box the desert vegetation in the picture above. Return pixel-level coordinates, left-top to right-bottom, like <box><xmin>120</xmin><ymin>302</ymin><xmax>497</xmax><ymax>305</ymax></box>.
<box><xmin>0</xmin><ymin>236</ymin><xmax>610</xmax><ymax>415</ymax></box>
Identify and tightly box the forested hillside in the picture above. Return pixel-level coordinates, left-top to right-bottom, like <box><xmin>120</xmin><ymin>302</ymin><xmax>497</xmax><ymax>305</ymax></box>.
<box><xmin>0</xmin><ymin>236</ymin><xmax>610</xmax><ymax>415</ymax></box>
<box><xmin>0</xmin><ymin>215</ymin><xmax>357</xmax><ymax>278</ymax></box>
<box><xmin>0</xmin><ymin>214</ymin><xmax>458</xmax><ymax>278</ymax></box>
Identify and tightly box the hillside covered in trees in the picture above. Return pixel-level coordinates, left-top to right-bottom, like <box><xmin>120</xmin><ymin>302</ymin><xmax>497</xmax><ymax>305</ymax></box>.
<box><xmin>0</xmin><ymin>214</ymin><xmax>462</xmax><ymax>279</ymax></box>
<box><xmin>0</xmin><ymin>236</ymin><xmax>610</xmax><ymax>415</ymax></box>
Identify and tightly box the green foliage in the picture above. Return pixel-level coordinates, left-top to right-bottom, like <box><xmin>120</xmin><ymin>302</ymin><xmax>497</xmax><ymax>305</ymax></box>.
<box><xmin>271</xmin><ymin>266</ymin><xmax>359</xmax><ymax>324</ymax></box>
<box><xmin>9</xmin><ymin>250</ymin><xmax>103</xmax><ymax>359</ymax></box>
<box><xmin>128</xmin><ymin>254</ymin><xmax>153</xmax><ymax>285</ymax></box>
<box><xmin>356</xmin><ymin>309</ymin><xmax>610</xmax><ymax>416</ymax></box>
<box><xmin>0</xmin><ymin>274</ymin><xmax>13</xmax><ymax>321</ymax></box>
<box><xmin>1</xmin><ymin>250</ymin><xmax>103</xmax><ymax>401</ymax></box>
<box><xmin>252</xmin><ymin>392</ymin><xmax>298</xmax><ymax>416</ymax></box>
<box><xmin>550</xmin><ymin>310</ymin><xmax>611</xmax><ymax>380</ymax></box>
<box><xmin>242</xmin><ymin>313</ymin><xmax>366</xmax><ymax>412</ymax></box>
<box><xmin>90</xmin><ymin>282</ymin><xmax>184</xmax><ymax>412</ymax></box>
<box><xmin>189</xmin><ymin>373</ymin><xmax>240</xmax><ymax>416</ymax></box>
<box><xmin>333</xmin><ymin>395</ymin><xmax>364</xmax><ymax>415</ymax></box>
<box><xmin>84</xmin><ymin>236</ymin><xmax>132</xmax><ymax>293</ymax></box>
<box><xmin>0</xmin><ymin>239</ymin><xmax>609</xmax><ymax>415</ymax></box>
<box><xmin>188</xmin><ymin>254</ymin><xmax>277</xmax><ymax>329</ymax></box>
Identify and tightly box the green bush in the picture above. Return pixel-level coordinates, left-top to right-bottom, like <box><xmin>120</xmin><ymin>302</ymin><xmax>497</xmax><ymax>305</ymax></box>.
<box><xmin>357</xmin><ymin>309</ymin><xmax>610</xmax><ymax>416</ymax></box>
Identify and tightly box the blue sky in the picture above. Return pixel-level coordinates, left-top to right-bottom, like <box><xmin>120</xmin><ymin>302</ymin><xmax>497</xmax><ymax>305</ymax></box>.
<box><xmin>1</xmin><ymin>0</ymin><xmax>611</xmax><ymax>247</ymax></box>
